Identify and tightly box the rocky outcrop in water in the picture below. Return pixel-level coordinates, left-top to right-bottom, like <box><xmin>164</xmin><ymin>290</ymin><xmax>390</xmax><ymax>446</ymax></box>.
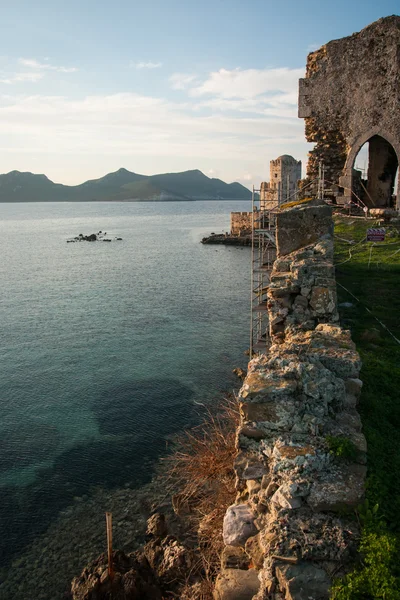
<box><xmin>201</xmin><ymin>233</ymin><xmax>252</xmax><ymax>246</ymax></box>
<box><xmin>67</xmin><ymin>232</ymin><xmax>123</xmax><ymax>243</ymax></box>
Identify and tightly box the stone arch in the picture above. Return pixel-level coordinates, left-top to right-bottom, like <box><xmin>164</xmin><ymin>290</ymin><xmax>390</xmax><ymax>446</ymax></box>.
<box><xmin>340</xmin><ymin>127</ymin><xmax>400</xmax><ymax>208</ymax></box>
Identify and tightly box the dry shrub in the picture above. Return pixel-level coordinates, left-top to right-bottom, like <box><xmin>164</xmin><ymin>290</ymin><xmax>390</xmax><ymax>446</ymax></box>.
<box><xmin>162</xmin><ymin>395</ymin><xmax>240</xmax><ymax>591</ymax></box>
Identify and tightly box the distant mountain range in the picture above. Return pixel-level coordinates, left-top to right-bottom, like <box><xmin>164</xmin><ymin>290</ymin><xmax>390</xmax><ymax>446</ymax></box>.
<box><xmin>0</xmin><ymin>168</ymin><xmax>252</xmax><ymax>202</ymax></box>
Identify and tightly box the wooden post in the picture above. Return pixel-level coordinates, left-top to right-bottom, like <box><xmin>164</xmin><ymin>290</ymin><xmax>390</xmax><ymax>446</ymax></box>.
<box><xmin>106</xmin><ymin>512</ymin><xmax>114</xmax><ymax>581</ymax></box>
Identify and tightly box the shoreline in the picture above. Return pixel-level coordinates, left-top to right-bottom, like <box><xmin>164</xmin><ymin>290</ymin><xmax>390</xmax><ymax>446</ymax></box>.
<box><xmin>0</xmin><ymin>478</ymin><xmax>167</xmax><ymax>600</ymax></box>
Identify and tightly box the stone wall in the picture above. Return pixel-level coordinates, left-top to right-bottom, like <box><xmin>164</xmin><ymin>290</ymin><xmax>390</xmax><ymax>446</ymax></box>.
<box><xmin>231</xmin><ymin>212</ymin><xmax>252</xmax><ymax>236</ymax></box>
<box><xmin>214</xmin><ymin>200</ymin><xmax>365</xmax><ymax>600</ymax></box>
<box><xmin>299</xmin><ymin>16</ymin><xmax>400</xmax><ymax>207</ymax></box>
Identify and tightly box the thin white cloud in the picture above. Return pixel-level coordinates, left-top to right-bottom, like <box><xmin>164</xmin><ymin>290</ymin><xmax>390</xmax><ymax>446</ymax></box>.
<box><xmin>0</xmin><ymin>92</ymin><xmax>304</xmax><ymax>156</ymax></box>
<box><xmin>190</xmin><ymin>67</ymin><xmax>303</xmax><ymax>99</ymax></box>
<box><xmin>170</xmin><ymin>73</ymin><xmax>197</xmax><ymax>90</ymax></box>
<box><xmin>0</xmin><ymin>72</ymin><xmax>44</xmax><ymax>84</ymax></box>
<box><xmin>0</xmin><ymin>58</ymin><xmax>77</xmax><ymax>85</ymax></box>
<box><xmin>185</xmin><ymin>66</ymin><xmax>303</xmax><ymax>119</ymax></box>
<box><xmin>131</xmin><ymin>61</ymin><xmax>163</xmax><ymax>69</ymax></box>
<box><xmin>18</xmin><ymin>58</ymin><xmax>78</xmax><ymax>73</ymax></box>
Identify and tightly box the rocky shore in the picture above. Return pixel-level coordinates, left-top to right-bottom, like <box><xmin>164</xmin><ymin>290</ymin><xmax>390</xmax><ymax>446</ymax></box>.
<box><xmin>0</xmin><ymin>480</ymin><xmax>168</xmax><ymax>600</ymax></box>
<box><xmin>201</xmin><ymin>233</ymin><xmax>252</xmax><ymax>246</ymax></box>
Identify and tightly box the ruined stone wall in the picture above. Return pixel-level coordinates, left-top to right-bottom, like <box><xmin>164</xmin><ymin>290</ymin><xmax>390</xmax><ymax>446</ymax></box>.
<box><xmin>214</xmin><ymin>200</ymin><xmax>365</xmax><ymax>600</ymax></box>
<box><xmin>231</xmin><ymin>212</ymin><xmax>252</xmax><ymax>236</ymax></box>
<box><xmin>299</xmin><ymin>16</ymin><xmax>400</xmax><ymax>206</ymax></box>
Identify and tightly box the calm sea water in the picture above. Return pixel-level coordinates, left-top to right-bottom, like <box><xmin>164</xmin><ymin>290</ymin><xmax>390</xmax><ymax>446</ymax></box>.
<box><xmin>0</xmin><ymin>201</ymin><xmax>251</xmax><ymax>565</ymax></box>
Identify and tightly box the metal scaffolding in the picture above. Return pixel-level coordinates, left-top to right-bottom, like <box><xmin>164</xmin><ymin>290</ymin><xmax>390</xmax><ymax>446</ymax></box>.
<box><xmin>250</xmin><ymin>186</ymin><xmax>278</xmax><ymax>358</ymax></box>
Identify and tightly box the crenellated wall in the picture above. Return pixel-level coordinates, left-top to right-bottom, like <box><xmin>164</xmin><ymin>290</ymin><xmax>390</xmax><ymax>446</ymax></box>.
<box><xmin>214</xmin><ymin>200</ymin><xmax>366</xmax><ymax>600</ymax></box>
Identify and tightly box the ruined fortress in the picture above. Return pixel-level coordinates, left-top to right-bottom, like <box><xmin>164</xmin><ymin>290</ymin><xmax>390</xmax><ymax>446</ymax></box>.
<box><xmin>230</xmin><ymin>155</ymin><xmax>302</xmax><ymax>237</ymax></box>
<box><xmin>214</xmin><ymin>15</ymin><xmax>400</xmax><ymax>600</ymax></box>
<box><xmin>299</xmin><ymin>15</ymin><xmax>400</xmax><ymax>208</ymax></box>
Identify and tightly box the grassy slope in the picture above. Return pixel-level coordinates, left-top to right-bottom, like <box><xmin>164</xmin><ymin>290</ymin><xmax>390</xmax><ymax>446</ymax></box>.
<box><xmin>333</xmin><ymin>215</ymin><xmax>400</xmax><ymax>598</ymax></box>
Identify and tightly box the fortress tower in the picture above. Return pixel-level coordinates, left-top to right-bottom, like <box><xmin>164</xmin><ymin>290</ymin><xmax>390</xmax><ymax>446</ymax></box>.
<box><xmin>260</xmin><ymin>155</ymin><xmax>302</xmax><ymax>210</ymax></box>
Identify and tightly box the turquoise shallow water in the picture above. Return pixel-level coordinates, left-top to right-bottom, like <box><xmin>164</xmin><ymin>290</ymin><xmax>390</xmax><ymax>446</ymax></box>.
<box><xmin>0</xmin><ymin>200</ymin><xmax>250</xmax><ymax>564</ymax></box>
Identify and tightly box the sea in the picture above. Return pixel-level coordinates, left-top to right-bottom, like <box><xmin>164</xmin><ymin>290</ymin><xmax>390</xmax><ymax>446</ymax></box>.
<box><xmin>0</xmin><ymin>200</ymin><xmax>251</xmax><ymax>598</ymax></box>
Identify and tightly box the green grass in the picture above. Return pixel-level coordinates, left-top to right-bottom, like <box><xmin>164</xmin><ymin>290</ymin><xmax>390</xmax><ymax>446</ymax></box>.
<box><xmin>326</xmin><ymin>435</ymin><xmax>359</xmax><ymax>461</ymax></box>
<box><xmin>332</xmin><ymin>214</ymin><xmax>400</xmax><ymax>598</ymax></box>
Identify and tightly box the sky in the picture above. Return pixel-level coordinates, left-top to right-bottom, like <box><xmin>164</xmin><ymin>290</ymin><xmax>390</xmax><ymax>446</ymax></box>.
<box><xmin>0</xmin><ymin>0</ymin><xmax>399</xmax><ymax>188</ymax></box>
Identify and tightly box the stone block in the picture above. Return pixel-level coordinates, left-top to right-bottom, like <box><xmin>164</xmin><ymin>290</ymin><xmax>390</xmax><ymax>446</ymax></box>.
<box><xmin>312</xmin><ymin>347</ymin><xmax>361</xmax><ymax>379</ymax></box>
<box><xmin>234</xmin><ymin>453</ymin><xmax>268</xmax><ymax>481</ymax></box>
<box><xmin>275</xmin><ymin>563</ymin><xmax>330</xmax><ymax>599</ymax></box>
<box><xmin>309</xmin><ymin>286</ymin><xmax>336</xmax><ymax>315</ymax></box>
<box><xmin>274</xmin><ymin>258</ymin><xmax>292</xmax><ymax>272</ymax></box>
<box><xmin>348</xmin><ymin>432</ymin><xmax>367</xmax><ymax>454</ymax></box>
<box><xmin>240</xmin><ymin>373</ymin><xmax>297</xmax><ymax>400</ymax></box>
<box><xmin>245</xmin><ymin>533</ymin><xmax>264</xmax><ymax>569</ymax></box>
<box><xmin>307</xmin><ymin>465</ymin><xmax>366</xmax><ymax>511</ymax></box>
<box><xmin>260</xmin><ymin>475</ymin><xmax>271</xmax><ymax>490</ymax></box>
<box><xmin>269</xmin><ymin>284</ymin><xmax>300</xmax><ymax>298</ymax></box>
<box><xmin>221</xmin><ymin>546</ymin><xmax>250</xmax><ymax>570</ymax></box>
<box><xmin>275</xmin><ymin>445</ymin><xmax>316</xmax><ymax>459</ymax></box>
<box><xmin>239</xmin><ymin>425</ymin><xmax>266</xmax><ymax>441</ymax></box>
<box><xmin>335</xmin><ymin>411</ymin><xmax>362</xmax><ymax>432</ymax></box>
<box><xmin>276</xmin><ymin>202</ymin><xmax>333</xmax><ymax>257</ymax></box>
<box><xmin>223</xmin><ymin>505</ymin><xmax>258</xmax><ymax>547</ymax></box>
<box><xmin>213</xmin><ymin>568</ymin><xmax>260</xmax><ymax>600</ymax></box>
<box><xmin>345</xmin><ymin>378</ymin><xmax>363</xmax><ymax>398</ymax></box>
<box><xmin>246</xmin><ymin>480</ymin><xmax>261</xmax><ymax>496</ymax></box>
<box><xmin>293</xmin><ymin>295</ymin><xmax>308</xmax><ymax>308</ymax></box>
<box><xmin>240</xmin><ymin>402</ymin><xmax>280</xmax><ymax>422</ymax></box>
<box><xmin>265</xmin><ymin>481</ymin><xmax>279</xmax><ymax>498</ymax></box>
<box><xmin>271</xmin><ymin>484</ymin><xmax>303</xmax><ymax>510</ymax></box>
<box><xmin>343</xmin><ymin>394</ymin><xmax>357</xmax><ymax>409</ymax></box>
<box><xmin>270</xmin><ymin>271</ymin><xmax>292</xmax><ymax>282</ymax></box>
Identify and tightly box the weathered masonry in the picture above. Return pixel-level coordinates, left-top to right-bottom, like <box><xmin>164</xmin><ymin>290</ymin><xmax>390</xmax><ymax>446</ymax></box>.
<box><xmin>299</xmin><ymin>16</ymin><xmax>400</xmax><ymax>208</ymax></box>
<box><xmin>215</xmin><ymin>200</ymin><xmax>365</xmax><ymax>600</ymax></box>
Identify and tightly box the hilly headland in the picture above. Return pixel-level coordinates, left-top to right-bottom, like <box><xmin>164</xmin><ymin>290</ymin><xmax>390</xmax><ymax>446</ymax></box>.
<box><xmin>0</xmin><ymin>168</ymin><xmax>251</xmax><ymax>202</ymax></box>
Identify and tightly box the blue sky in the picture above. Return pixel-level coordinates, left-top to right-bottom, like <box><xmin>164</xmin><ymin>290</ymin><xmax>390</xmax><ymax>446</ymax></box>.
<box><xmin>0</xmin><ymin>0</ymin><xmax>398</xmax><ymax>187</ymax></box>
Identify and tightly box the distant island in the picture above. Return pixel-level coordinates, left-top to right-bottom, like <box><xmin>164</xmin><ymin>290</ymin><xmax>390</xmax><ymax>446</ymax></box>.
<box><xmin>0</xmin><ymin>168</ymin><xmax>252</xmax><ymax>202</ymax></box>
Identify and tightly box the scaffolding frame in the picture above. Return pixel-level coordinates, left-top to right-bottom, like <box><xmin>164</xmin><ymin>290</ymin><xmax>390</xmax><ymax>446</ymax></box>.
<box><xmin>250</xmin><ymin>186</ymin><xmax>278</xmax><ymax>358</ymax></box>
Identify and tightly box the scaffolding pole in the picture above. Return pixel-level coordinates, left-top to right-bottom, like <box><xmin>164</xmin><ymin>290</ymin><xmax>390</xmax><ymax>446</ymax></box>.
<box><xmin>250</xmin><ymin>187</ymin><xmax>277</xmax><ymax>359</ymax></box>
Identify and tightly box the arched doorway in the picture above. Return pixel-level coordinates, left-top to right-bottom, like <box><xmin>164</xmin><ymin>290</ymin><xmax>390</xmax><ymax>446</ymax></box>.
<box><xmin>350</xmin><ymin>134</ymin><xmax>399</xmax><ymax>208</ymax></box>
